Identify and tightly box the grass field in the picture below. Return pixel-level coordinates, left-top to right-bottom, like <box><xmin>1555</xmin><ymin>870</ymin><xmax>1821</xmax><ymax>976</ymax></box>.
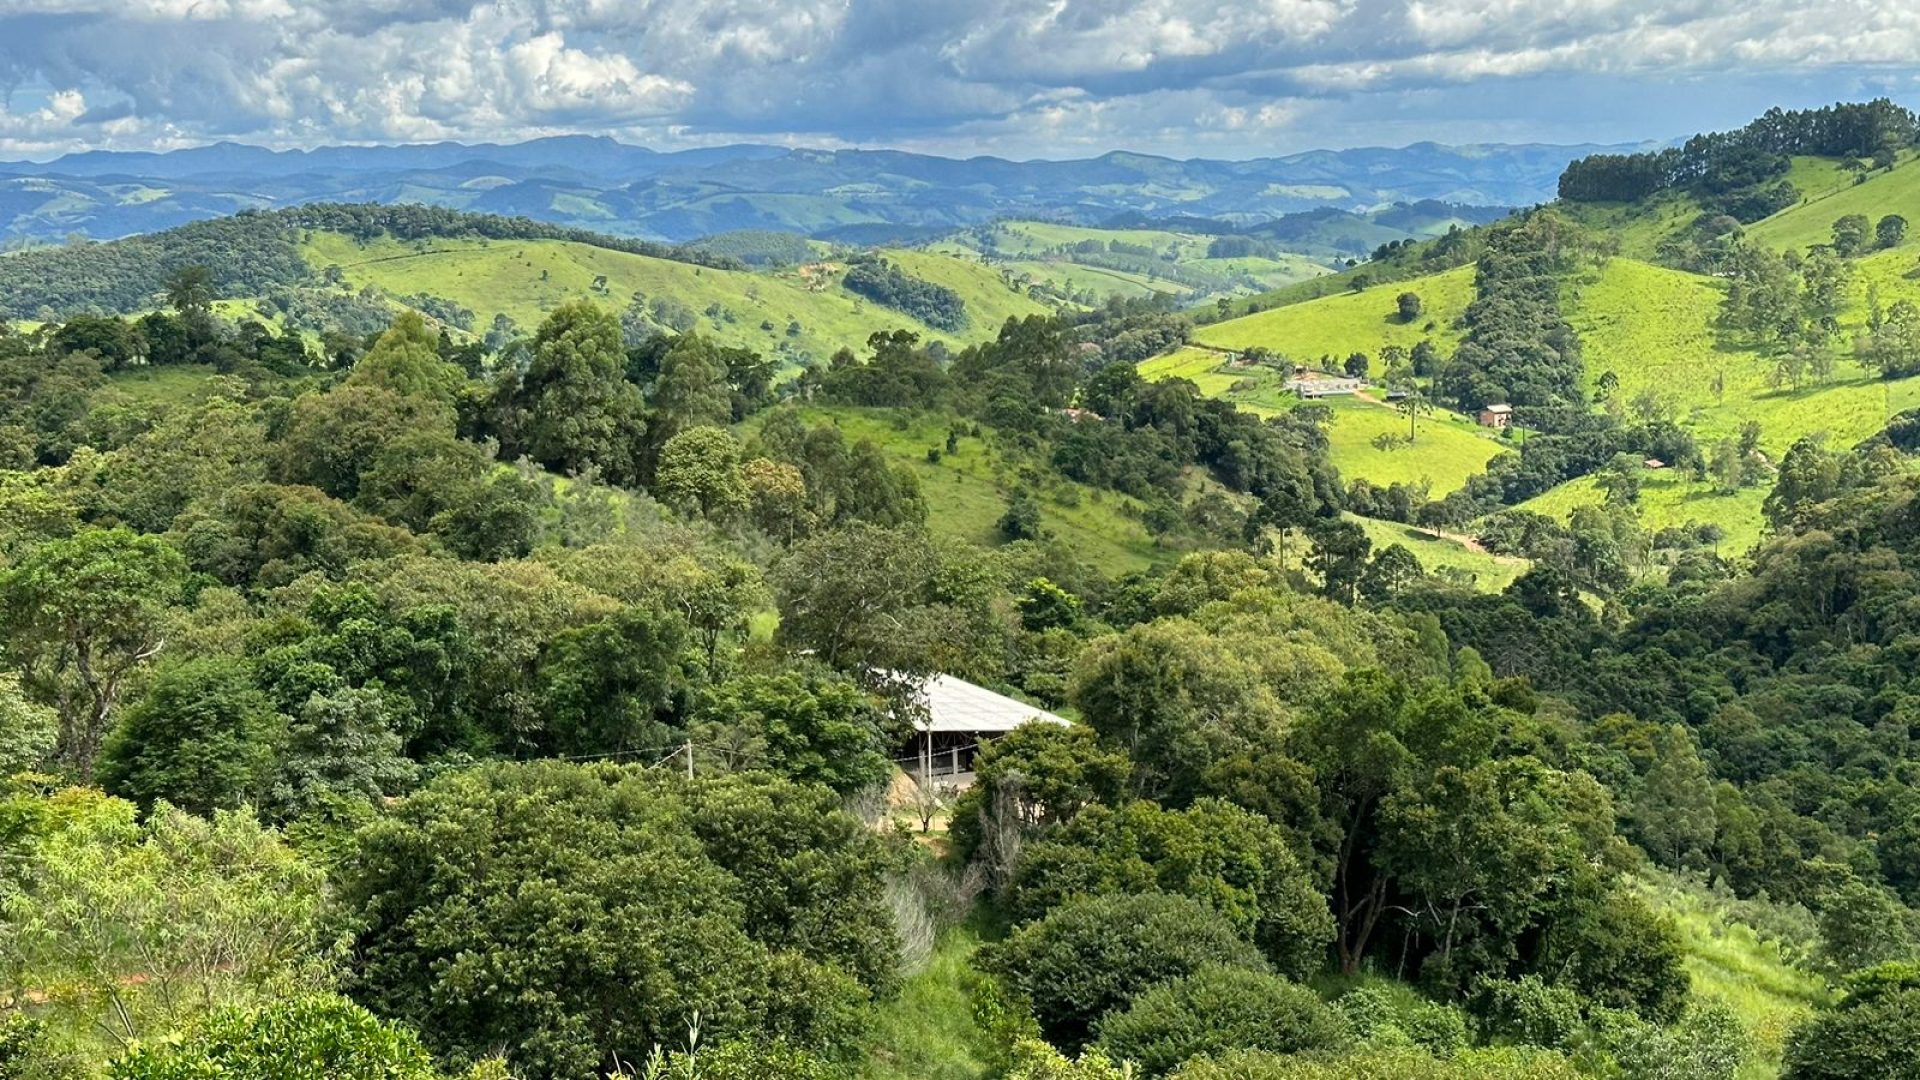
<box><xmin>1748</xmin><ymin>154</ymin><xmax>1920</xmax><ymax>253</ymax></box>
<box><xmin>1193</xmin><ymin>264</ymin><xmax>1476</xmax><ymax>361</ymax></box>
<box><xmin>1351</xmin><ymin>515</ymin><xmax>1526</xmax><ymax>591</ymax></box>
<box><xmin>1321</xmin><ymin>396</ymin><xmax>1510</xmax><ymax>495</ymax></box>
<box><xmin>1517</xmin><ymin>473</ymin><xmax>1772</xmax><ymax>555</ymax></box>
<box><xmin>1138</xmin><ymin>349</ymin><xmax>1508</xmax><ymax>498</ymax></box>
<box><xmin>303</xmin><ymin>232</ymin><xmax>1049</xmax><ymax>365</ymax></box>
<box><xmin>1638</xmin><ymin>875</ymin><xmax>1831</xmax><ymax>1080</ymax></box>
<box><xmin>771</xmin><ymin>407</ymin><xmax>1167</xmax><ymax>576</ymax></box>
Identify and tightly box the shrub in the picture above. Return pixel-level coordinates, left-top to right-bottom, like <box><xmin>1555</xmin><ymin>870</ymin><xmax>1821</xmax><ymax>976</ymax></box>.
<box><xmin>1095</xmin><ymin>965</ymin><xmax>1351</xmax><ymax>1075</ymax></box>
<box><xmin>982</xmin><ymin>893</ymin><xmax>1266</xmax><ymax>1050</ymax></box>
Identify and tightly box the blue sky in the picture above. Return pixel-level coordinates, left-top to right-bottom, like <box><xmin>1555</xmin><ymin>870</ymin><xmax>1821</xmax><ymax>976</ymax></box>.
<box><xmin>0</xmin><ymin>0</ymin><xmax>1916</xmax><ymax>160</ymax></box>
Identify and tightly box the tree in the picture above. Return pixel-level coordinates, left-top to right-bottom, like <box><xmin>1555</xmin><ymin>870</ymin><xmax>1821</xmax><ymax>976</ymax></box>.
<box><xmin>1069</xmin><ymin>619</ymin><xmax>1281</xmax><ymax>801</ymax></box>
<box><xmin>1763</xmin><ymin>435</ymin><xmax>1843</xmax><ymax>528</ymax></box>
<box><xmin>692</xmin><ymin>669</ymin><xmax>888</xmax><ymax>795</ymax></box>
<box><xmin>0</xmin><ymin>529</ymin><xmax>187</xmax><ymax>774</ymax></box>
<box><xmin>501</xmin><ymin>301</ymin><xmax>646</xmax><ymax>482</ymax></box>
<box><xmin>1832</xmin><ymin>214</ymin><xmax>1872</xmax><ymax>256</ymax></box>
<box><xmin>1095</xmin><ymin>965</ymin><xmax>1350</xmax><ymax>1075</ymax></box>
<box><xmin>345</xmin><ymin>311</ymin><xmax>465</xmax><ymax>407</ymax></box>
<box><xmin>534</xmin><ymin>607</ymin><xmax>688</xmax><ymax>757</ymax></box>
<box><xmin>163</xmin><ymin>264</ymin><xmax>214</xmax><ymax>320</ymax></box>
<box><xmin>0</xmin><ymin>796</ymin><xmax>332</xmax><ymax>1056</ymax></box>
<box><xmin>1308</xmin><ymin>518</ymin><xmax>1372</xmax><ymax>605</ymax></box>
<box><xmin>1007</xmin><ymin>799</ymin><xmax>1334</xmax><ymax>980</ymax></box>
<box><xmin>1397</xmin><ymin>292</ymin><xmax>1424</xmax><ymax>322</ymax></box>
<box><xmin>0</xmin><ymin>673</ymin><xmax>55</xmax><ymax>776</ymax></box>
<box><xmin>1782</xmin><ymin>965</ymin><xmax>1920</xmax><ymax>1080</ymax></box>
<box><xmin>341</xmin><ymin>763</ymin><xmax>892</xmax><ymax>1078</ymax></box>
<box><xmin>97</xmin><ymin>658</ymin><xmax>282</xmax><ymax>815</ymax></box>
<box><xmin>982</xmin><ymin>892</ymin><xmax>1267</xmax><ymax>1050</ymax></box>
<box><xmin>648</xmin><ymin>334</ymin><xmax>735</xmax><ymax>464</ymax></box>
<box><xmin>266</xmin><ymin>687</ymin><xmax>416</xmax><ymax>819</ymax></box>
<box><xmin>1345</xmin><ymin>352</ymin><xmax>1371</xmax><ymax>379</ymax></box>
<box><xmin>773</xmin><ymin>523</ymin><xmax>942</xmax><ymax>673</ymax></box>
<box><xmin>107</xmin><ymin>995</ymin><xmax>439</xmax><ymax>1080</ymax></box>
<box><xmin>654</xmin><ymin>425</ymin><xmax>750</xmax><ymax>520</ymax></box>
<box><xmin>743</xmin><ymin>457</ymin><xmax>810</xmax><ymax>542</ymax></box>
<box><xmin>1876</xmin><ymin>213</ymin><xmax>1908</xmax><ymax>249</ymax></box>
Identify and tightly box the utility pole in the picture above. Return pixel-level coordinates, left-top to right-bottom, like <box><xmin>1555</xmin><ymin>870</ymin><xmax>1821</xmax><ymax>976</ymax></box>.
<box><xmin>685</xmin><ymin>739</ymin><xmax>695</xmax><ymax>779</ymax></box>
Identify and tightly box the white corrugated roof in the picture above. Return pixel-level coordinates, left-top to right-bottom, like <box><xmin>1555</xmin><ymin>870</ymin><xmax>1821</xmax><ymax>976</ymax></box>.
<box><xmin>906</xmin><ymin>673</ymin><xmax>1069</xmax><ymax>734</ymax></box>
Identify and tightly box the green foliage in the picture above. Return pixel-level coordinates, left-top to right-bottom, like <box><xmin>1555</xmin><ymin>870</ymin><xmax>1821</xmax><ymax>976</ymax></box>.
<box><xmin>0</xmin><ymin>528</ymin><xmax>187</xmax><ymax>774</ymax></box>
<box><xmin>265</xmin><ymin>686</ymin><xmax>416</xmax><ymax>819</ymax></box>
<box><xmin>981</xmin><ymin>892</ymin><xmax>1267</xmax><ymax>1050</ymax></box>
<box><xmin>692</xmin><ymin>668</ymin><xmax>888</xmax><ymax>795</ymax></box>
<box><xmin>497</xmin><ymin>300</ymin><xmax>646</xmax><ymax>482</ymax></box>
<box><xmin>1781</xmin><ymin>966</ymin><xmax>1920</xmax><ymax>1080</ymax></box>
<box><xmin>0</xmin><ymin>796</ymin><xmax>333</xmax><ymax>1057</ymax></box>
<box><xmin>0</xmin><ymin>674</ymin><xmax>55</xmax><ymax>777</ymax></box>
<box><xmin>97</xmin><ymin>658</ymin><xmax>282</xmax><ymax>814</ymax></box>
<box><xmin>107</xmin><ymin>995</ymin><xmax>438</xmax><ymax>1080</ymax></box>
<box><xmin>1008</xmin><ymin>800</ymin><xmax>1333</xmax><ymax>980</ymax></box>
<box><xmin>1094</xmin><ymin>965</ymin><xmax>1351</xmax><ymax>1075</ymax></box>
<box><xmin>1170</xmin><ymin>1046</ymin><xmax>1583</xmax><ymax>1080</ymax></box>
<box><xmin>533</xmin><ymin>606</ymin><xmax>689</xmax><ymax>757</ymax></box>
<box><xmin>843</xmin><ymin>256</ymin><xmax>968</xmax><ymax>332</ymax></box>
<box><xmin>656</xmin><ymin>426</ymin><xmax>751</xmax><ymax>520</ymax></box>
<box><xmin>340</xmin><ymin>762</ymin><xmax>894</xmax><ymax>1079</ymax></box>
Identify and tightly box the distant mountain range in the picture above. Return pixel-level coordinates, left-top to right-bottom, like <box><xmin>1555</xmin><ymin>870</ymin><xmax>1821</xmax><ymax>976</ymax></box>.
<box><xmin>0</xmin><ymin>136</ymin><xmax>1633</xmax><ymax>246</ymax></box>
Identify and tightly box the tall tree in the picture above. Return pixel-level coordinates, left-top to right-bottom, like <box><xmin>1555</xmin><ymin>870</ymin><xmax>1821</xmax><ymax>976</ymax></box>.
<box><xmin>0</xmin><ymin>529</ymin><xmax>186</xmax><ymax>774</ymax></box>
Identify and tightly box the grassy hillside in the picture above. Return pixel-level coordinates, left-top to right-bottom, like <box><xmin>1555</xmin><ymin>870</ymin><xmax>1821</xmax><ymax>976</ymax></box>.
<box><xmin>1637</xmin><ymin>875</ymin><xmax>1831</xmax><ymax>1080</ymax></box>
<box><xmin>1321</xmin><ymin>396</ymin><xmax>1510</xmax><ymax>494</ymax></box>
<box><xmin>936</xmin><ymin>220</ymin><xmax>1332</xmax><ymax>303</ymax></box>
<box><xmin>303</xmin><ymin>232</ymin><xmax>1050</xmax><ymax>365</ymax></box>
<box><xmin>1508</xmin><ymin>256</ymin><xmax>1920</xmax><ymax>551</ymax></box>
<box><xmin>763</xmin><ymin>407</ymin><xmax>1167</xmax><ymax>576</ymax></box>
<box><xmin>1193</xmin><ymin>264</ymin><xmax>1476</xmax><ymax>360</ymax></box>
<box><xmin>1747</xmin><ymin>154</ymin><xmax>1920</xmax><ymax>252</ymax></box>
<box><xmin>1139</xmin><ymin>347</ymin><xmax>1509</xmax><ymax>499</ymax></box>
<box><xmin>1351</xmin><ymin>515</ymin><xmax>1526</xmax><ymax>591</ymax></box>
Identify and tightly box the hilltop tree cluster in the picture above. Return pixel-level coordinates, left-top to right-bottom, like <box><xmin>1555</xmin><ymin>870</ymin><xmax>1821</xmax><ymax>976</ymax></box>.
<box><xmin>1558</xmin><ymin>100</ymin><xmax>1918</xmax><ymax>215</ymax></box>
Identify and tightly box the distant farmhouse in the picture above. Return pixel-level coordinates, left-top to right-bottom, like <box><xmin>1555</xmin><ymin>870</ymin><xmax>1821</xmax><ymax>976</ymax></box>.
<box><xmin>894</xmin><ymin>673</ymin><xmax>1068</xmax><ymax>782</ymax></box>
<box><xmin>1477</xmin><ymin>403</ymin><xmax>1514</xmax><ymax>429</ymax></box>
<box><xmin>1286</xmin><ymin>370</ymin><xmax>1366</xmax><ymax>399</ymax></box>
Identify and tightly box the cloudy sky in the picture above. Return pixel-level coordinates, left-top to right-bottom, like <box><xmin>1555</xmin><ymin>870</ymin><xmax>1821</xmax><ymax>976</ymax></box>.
<box><xmin>0</xmin><ymin>0</ymin><xmax>1916</xmax><ymax>161</ymax></box>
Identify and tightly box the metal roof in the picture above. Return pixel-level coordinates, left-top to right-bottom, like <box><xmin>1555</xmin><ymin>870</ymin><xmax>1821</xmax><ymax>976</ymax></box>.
<box><xmin>908</xmin><ymin>674</ymin><xmax>1070</xmax><ymax>734</ymax></box>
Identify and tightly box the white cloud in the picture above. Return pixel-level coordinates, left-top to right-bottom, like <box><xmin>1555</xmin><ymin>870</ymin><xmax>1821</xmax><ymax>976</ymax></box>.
<box><xmin>0</xmin><ymin>0</ymin><xmax>1916</xmax><ymax>157</ymax></box>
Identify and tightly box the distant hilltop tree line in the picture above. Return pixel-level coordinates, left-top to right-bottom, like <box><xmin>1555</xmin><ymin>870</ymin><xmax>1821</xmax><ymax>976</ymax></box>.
<box><xmin>1557</xmin><ymin>100</ymin><xmax>1920</xmax><ymax>216</ymax></box>
<box><xmin>0</xmin><ymin>203</ymin><xmax>738</xmax><ymax>322</ymax></box>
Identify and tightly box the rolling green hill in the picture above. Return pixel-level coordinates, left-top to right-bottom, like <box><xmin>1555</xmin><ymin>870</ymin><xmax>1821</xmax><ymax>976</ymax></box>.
<box><xmin>1747</xmin><ymin>154</ymin><xmax>1920</xmax><ymax>252</ymax></box>
<box><xmin>303</xmin><ymin>232</ymin><xmax>1051</xmax><ymax>365</ymax></box>
<box><xmin>757</xmin><ymin>407</ymin><xmax>1166</xmax><ymax>576</ymax></box>
<box><xmin>1192</xmin><ymin>264</ymin><xmax>1476</xmax><ymax>360</ymax></box>
<box><xmin>934</xmin><ymin>220</ymin><xmax>1333</xmax><ymax>304</ymax></box>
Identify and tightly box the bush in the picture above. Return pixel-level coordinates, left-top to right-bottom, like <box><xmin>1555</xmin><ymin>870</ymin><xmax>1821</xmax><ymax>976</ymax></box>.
<box><xmin>1170</xmin><ymin>1046</ymin><xmax>1583</xmax><ymax>1079</ymax></box>
<box><xmin>107</xmin><ymin>995</ymin><xmax>437</xmax><ymax>1080</ymax></box>
<box><xmin>982</xmin><ymin>893</ymin><xmax>1266</xmax><ymax>1050</ymax></box>
<box><xmin>1007</xmin><ymin>799</ymin><xmax>1332</xmax><ymax>980</ymax></box>
<box><xmin>1469</xmin><ymin>976</ymin><xmax>1587</xmax><ymax>1052</ymax></box>
<box><xmin>340</xmin><ymin>762</ymin><xmax>894</xmax><ymax>1078</ymax></box>
<box><xmin>1782</xmin><ymin>965</ymin><xmax>1920</xmax><ymax>1080</ymax></box>
<box><xmin>1095</xmin><ymin>965</ymin><xmax>1351</xmax><ymax>1074</ymax></box>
